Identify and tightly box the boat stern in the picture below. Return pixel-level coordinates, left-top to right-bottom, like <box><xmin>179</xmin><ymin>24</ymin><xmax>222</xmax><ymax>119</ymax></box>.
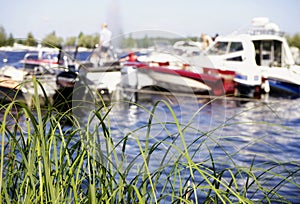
<box><xmin>234</xmin><ymin>71</ymin><xmax>263</xmax><ymax>98</ymax></box>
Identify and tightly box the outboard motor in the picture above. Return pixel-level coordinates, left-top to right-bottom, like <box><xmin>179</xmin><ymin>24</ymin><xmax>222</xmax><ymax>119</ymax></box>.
<box><xmin>53</xmin><ymin>71</ymin><xmax>78</xmax><ymax>112</ymax></box>
<box><xmin>120</xmin><ymin>65</ymin><xmax>138</xmax><ymax>102</ymax></box>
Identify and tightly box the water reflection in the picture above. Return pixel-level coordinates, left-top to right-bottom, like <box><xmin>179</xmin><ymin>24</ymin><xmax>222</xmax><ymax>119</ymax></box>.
<box><xmin>104</xmin><ymin>97</ymin><xmax>300</xmax><ymax>201</ymax></box>
<box><xmin>4</xmin><ymin>95</ymin><xmax>299</xmax><ymax>201</ymax></box>
<box><xmin>218</xmin><ymin>100</ymin><xmax>300</xmax><ymax>162</ymax></box>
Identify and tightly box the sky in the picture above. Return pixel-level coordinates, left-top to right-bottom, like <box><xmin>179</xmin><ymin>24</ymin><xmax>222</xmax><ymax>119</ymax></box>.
<box><xmin>1</xmin><ymin>0</ymin><xmax>300</xmax><ymax>41</ymax></box>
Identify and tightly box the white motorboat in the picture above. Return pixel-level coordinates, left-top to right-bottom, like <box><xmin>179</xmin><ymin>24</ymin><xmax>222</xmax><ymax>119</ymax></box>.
<box><xmin>0</xmin><ymin>65</ymin><xmax>57</xmax><ymax>106</ymax></box>
<box><xmin>196</xmin><ymin>17</ymin><xmax>300</xmax><ymax>99</ymax></box>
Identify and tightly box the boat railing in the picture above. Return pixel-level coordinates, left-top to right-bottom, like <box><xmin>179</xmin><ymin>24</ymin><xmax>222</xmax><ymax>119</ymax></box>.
<box><xmin>248</xmin><ymin>28</ymin><xmax>285</xmax><ymax>37</ymax></box>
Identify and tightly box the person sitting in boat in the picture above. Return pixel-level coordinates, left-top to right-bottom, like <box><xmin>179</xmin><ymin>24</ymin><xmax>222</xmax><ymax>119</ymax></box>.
<box><xmin>119</xmin><ymin>51</ymin><xmax>138</xmax><ymax>62</ymax></box>
<box><xmin>127</xmin><ymin>52</ymin><xmax>138</xmax><ymax>62</ymax></box>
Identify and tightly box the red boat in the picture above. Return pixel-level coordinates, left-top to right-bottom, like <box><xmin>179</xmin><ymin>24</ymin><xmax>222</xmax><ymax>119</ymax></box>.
<box><xmin>121</xmin><ymin>61</ymin><xmax>225</xmax><ymax>97</ymax></box>
<box><xmin>202</xmin><ymin>67</ymin><xmax>236</xmax><ymax>95</ymax></box>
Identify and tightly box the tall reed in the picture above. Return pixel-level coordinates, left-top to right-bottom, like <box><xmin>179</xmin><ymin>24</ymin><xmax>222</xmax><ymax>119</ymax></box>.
<box><xmin>0</xmin><ymin>78</ymin><xmax>299</xmax><ymax>203</ymax></box>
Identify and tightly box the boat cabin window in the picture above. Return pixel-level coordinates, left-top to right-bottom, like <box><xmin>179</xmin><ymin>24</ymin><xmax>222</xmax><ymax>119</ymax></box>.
<box><xmin>229</xmin><ymin>42</ymin><xmax>243</xmax><ymax>52</ymax></box>
<box><xmin>207</xmin><ymin>41</ymin><xmax>243</xmax><ymax>56</ymax></box>
<box><xmin>253</xmin><ymin>40</ymin><xmax>282</xmax><ymax>67</ymax></box>
<box><xmin>207</xmin><ymin>41</ymin><xmax>228</xmax><ymax>55</ymax></box>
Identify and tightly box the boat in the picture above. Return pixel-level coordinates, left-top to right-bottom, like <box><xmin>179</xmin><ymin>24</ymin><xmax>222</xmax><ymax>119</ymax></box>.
<box><xmin>0</xmin><ymin>47</ymin><xmax>68</xmax><ymax>105</ymax></box>
<box><xmin>0</xmin><ymin>66</ymin><xmax>25</xmax><ymax>102</ymax></box>
<box><xmin>118</xmin><ymin>60</ymin><xmax>225</xmax><ymax>102</ymax></box>
<box><xmin>172</xmin><ymin>40</ymin><xmax>202</xmax><ymax>56</ymax></box>
<box><xmin>0</xmin><ymin>64</ymin><xmax>57</xmax><ymax>105</ymax></box>
<box><xmin>195</xmin><ymin>17</ymin><xmax>300</xmax><ymax>99</ymax></box>
<box><xmin>21</xmin><ymin>51</ymin><xmax>59</xmax><ymax>70</ymax></box>
<box><xmin>0</xmin><ymin>46</ymin><xmax>111</xmax><ymax>107</ymax></box>
<box><xmin>78</xmin><ymin>47</ymin><xmax>226</xmax><ymax>103</ymax></box>
<box><xmin>135</xmin><ymin>49</ymin><xmax>224</xmax><ymax>95</ymax></box>
<box><xmin>20</xmin><ymin>47</ymin><xmax>81</xmax><ymax>73</ymax></box>
<box><xmin>193</xmin><ymin>33</ymin><xmax>250</xmax><ymax>96</ymax></box>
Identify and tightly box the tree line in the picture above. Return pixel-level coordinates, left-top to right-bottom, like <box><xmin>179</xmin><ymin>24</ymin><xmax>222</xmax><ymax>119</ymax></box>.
<box><xmin>0</xmin><ymin>26</ymin><xmax>187</xmax><ymax>49</ymax></box>
<box><xmin>1</xmin><ymin>25</ymin><xmax>300</xmax><ymax>49</ymax></box>
<box><xmin>0</xmin><ymin>26</ymin><xmax>99</xmax><ymax>49</ymax></box>
<box><xmin>286</xmin><ymin>34</ymin><xmax>300</xmax><ymax>50</ymax></box>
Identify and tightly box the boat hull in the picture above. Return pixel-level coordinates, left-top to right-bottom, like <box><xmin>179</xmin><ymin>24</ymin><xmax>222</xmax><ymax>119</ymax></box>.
<box><xmin>235</xmin><ymin>77</ymin><xmax>300</xmax><ymax>99</ymax></box>
<box><xmin>234</xmin><ymin>83</ymin><xmax>262</xmax><ymax>99</ymax></box>
<box><xmin>268</xmin><ymin>79</ymin><xmax>300</xmax><ymax>99</ymax></box>
<box><xmin>137</xmin><ymin>66</ymin><xmax>225</xmax><ymax>96</ymax></box>
<box><xmin>0</xmin><ymin>86</ymin><xmax>24</xmax><ymax>103</ymax></box>
<box><xmin>202</xmin><ymin>68</ymin><xmax>236</xmax><ymax>95</ymax></box>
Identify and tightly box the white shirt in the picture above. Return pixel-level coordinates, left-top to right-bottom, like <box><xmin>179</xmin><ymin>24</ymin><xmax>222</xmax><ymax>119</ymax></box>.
<box><xmin>100</xmin><ymin>28</ymin><xmax>112</xmax><ymax>47</ymax></box>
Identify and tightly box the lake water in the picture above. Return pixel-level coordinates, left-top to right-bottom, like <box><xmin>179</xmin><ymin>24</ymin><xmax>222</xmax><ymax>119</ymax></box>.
<box><xmin>0</xmin><ymin>50</ymin><xmax>91</xmax><ymax>68</ymax></box>
<box><xmin>98</xmin><ymin>96</ymin><xmax>300</xmax><ymax>202</ymax></box>
<box><xmin>1</xmin><ymin>51</ymin><xmax>300</xmax><ymax>202</ymax></box>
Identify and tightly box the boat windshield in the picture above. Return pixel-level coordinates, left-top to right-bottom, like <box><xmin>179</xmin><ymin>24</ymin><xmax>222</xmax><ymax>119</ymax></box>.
<box><xmin>207</xmin><ymin>42</ymin><xmax>228</xmax><ymax>55</ymax></box>
<box><xmin>207</xmin><ymin>41</ymin><xmax>243</xmax><ymax>55</ymax></box>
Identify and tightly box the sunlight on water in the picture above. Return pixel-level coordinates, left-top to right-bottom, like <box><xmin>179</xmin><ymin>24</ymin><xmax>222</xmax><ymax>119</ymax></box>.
<box><xmin>89</xmin><ymin>97</ymin><xmax>300</xmax><ymax>201</ymax></box>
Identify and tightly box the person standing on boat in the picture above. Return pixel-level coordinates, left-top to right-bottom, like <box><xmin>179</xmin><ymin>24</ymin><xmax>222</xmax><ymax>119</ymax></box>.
<box><xmin>201</xmin><ymin>33</ymin><xmax>212</xmax><ymax>50</ymax></box>
<box><xmin>99</xmin><ymin>23</ymin><xmax>112</xmax><ymax>63</ymax></box>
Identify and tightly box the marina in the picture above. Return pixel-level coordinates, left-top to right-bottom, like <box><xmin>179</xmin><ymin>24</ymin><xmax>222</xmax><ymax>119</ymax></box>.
<box><xmin>0</xmin><ymin>17</ymin><xmax>300</xmax><ymax>203</ymax></box>
<box><xmin>1</xmin><ymin>18</ymin><xmax>300</xmax><ymax>105</ymax></box>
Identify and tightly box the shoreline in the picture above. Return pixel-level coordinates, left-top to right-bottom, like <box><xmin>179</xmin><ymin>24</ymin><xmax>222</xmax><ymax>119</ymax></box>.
<box><xmin>0</xmin><ymin>43</ymin><xmax>92</xmax><ymax>52</ymax></box>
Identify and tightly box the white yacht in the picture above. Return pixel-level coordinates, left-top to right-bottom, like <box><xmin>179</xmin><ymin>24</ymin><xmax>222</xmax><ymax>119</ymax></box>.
<box><xmin>197</xmin><ymin>17</ymin><xmax>300</xmax><ymax>99</ymax></box>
